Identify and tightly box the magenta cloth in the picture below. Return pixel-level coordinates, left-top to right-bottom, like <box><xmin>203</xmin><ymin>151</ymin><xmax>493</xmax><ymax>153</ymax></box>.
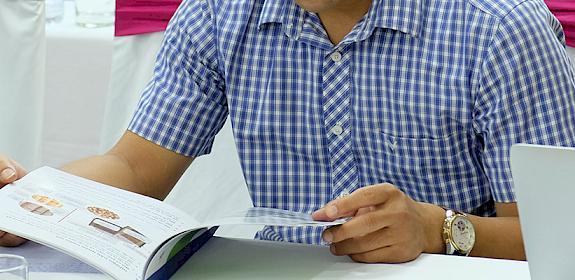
<box><xmin>115</xmin><ymin>0</ymin><xmax>181</xmax><ymax>37</ymax></box>
<box><xmin>545</xmin><ymin>0</ymin><xmax>575</xmax><ymax>47</ymax></box>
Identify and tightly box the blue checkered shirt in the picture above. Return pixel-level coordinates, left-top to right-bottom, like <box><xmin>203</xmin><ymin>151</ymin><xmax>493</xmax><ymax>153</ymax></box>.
<box><xmin>129</xmin><ymin>0</ymin><xmax>575</xmax><ymax>244</ymax></box>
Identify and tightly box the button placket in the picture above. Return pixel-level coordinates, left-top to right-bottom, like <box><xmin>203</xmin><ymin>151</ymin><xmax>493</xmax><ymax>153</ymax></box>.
<box><xmin>322</xmin><ymin>47</ymin><xmax>359</xmax><ymax>200</ymax></box>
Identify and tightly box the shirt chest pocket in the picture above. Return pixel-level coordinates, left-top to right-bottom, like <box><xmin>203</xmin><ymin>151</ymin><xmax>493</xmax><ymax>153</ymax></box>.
<box><xmin>359</xmin><ymin>130</ymin><xmax>479</xmax><ymax>200</ymax></box>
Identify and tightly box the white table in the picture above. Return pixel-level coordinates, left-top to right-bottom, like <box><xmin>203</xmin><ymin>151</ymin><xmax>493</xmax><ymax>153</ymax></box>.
<box><xmin>26</xmin><ymin>237</ymin><xmax>530</xmax><ymax>280</ymax></box>
<box><xmin>41</xmin><ymin>1</ymin><xmax>113</xmax><ymax>168</ymax></box>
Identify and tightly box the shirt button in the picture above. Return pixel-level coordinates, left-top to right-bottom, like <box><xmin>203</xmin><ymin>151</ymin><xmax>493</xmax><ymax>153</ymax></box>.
<box><xmin>331</xmin><ymin>124</ymin><xmax>344</xmax><ymax>136</ymax></box>
<box><xmin>330</xmin><ymin>51</ymin><xmax>342</xmax><ymax>62</ymax></box>
<box><xmin>338</xmin><ymin>189</ymin><xmax>350</xmax><ymax>199</ymax></box>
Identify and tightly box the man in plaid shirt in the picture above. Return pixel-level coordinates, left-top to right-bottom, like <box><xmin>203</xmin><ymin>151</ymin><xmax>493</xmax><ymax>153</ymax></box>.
<box><xmin>2</xmin><ymin>0</ymin><xmax>575</xmax><ymax>262</ymax></box>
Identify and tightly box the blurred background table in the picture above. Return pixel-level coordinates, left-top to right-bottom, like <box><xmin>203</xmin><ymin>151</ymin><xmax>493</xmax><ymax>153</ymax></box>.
<box><xmin>42</xmin><ymin>1</ymin><xmax>113</xmax><ymax>167</ymax></box>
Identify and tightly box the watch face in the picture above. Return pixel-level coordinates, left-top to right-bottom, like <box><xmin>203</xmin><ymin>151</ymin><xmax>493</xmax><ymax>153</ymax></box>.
<box><xmin>451</xmin><ymin>216</ymin><xmax>475</xmax><ymax>252</ymax></box>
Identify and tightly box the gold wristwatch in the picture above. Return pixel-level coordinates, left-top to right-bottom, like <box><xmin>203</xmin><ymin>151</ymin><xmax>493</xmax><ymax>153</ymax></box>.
<box><xmin>442</xmin><ymin>209</ymin><xmax>475</xmax><ymax>256</ymax></box>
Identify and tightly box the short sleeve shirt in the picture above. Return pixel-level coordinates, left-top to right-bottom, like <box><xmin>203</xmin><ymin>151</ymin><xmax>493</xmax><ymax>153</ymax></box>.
<box><xmin>129</xmin><ymin>0</ymin><xmax>575</xmax><ymax>244</ymax></box>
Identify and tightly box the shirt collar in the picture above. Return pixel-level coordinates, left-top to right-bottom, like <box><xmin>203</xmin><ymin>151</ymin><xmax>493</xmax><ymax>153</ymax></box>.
<box><xmin>361</xmin><ymin>0</ymin><xmax>423</xmax><ymax>39</ymax></box>
<box><xmin>258</xmin><ymin>0</ymin><xmax>303</xmax><ymax>40</ymax></box>
<box><xmin>257</xmin><ymin>0</ymin><xmax>285</xmax><ymax>27</ymax></box>
<box><xmin>257</xmin><ymin>0</ymin><xmax>423</xmax><ymax>39</ymax></box>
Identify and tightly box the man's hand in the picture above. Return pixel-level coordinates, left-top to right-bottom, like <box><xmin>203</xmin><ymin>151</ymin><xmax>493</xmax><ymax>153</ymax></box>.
<box><xmin>312</xmin><ymin>183</ymin><xmax>445</xmax><ymax>263</ymax></box>
<box><xmin>0</xmin><ymin>155</ymin><xmax>28</xmax><ymax>247</ymax></box>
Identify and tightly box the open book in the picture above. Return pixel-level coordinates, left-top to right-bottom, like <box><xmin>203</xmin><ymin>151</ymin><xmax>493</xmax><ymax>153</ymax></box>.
<box><xmin>0</xmin><ymin>167</ymin><xmax>343</xmax><ymax>279</ymax></box>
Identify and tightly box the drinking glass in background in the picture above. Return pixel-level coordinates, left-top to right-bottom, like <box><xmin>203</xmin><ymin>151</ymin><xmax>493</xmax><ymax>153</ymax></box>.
<box><xmin>75</xmin><ymin>0</ymin><xmax>115</xmax><ymax>28</ymax></box>
<box><xmin>46</xmin><ymin>0</ymin><xmax>64</xmax><ymax>23</ymax></box>
<box><xmin>0</xmin><ymin>254</ymin><xmax>28</xmax><ymax>280</ymax></box>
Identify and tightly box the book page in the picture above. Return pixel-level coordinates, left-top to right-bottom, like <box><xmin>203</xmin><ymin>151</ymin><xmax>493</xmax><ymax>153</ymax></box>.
<box><xmin>208</xmin><ymin>207</ymin><xmax>347</xmax><ymax>227</ymax></box>
<box><xmin>0</xmin><ymin>167</ymin><xmax>202</xmax><ymax>280</ymax></box>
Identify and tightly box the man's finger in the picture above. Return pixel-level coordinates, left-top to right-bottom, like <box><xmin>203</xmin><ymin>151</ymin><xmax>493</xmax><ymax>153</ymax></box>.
<box><xmin>314</xmin><ymin>206</ymin><xmax>372</xmax><ymax>222</ymax></box>
<box><xmin>329</xmin><ymin>227</ymin><xmax>395</xmax><ymax>255</ymax></box>
<box><xmin>355</xmin><ymin>206</ymin><xmax>375</xmax><ymax>216</ymax></box>
<box><xmin>9</xmin><ymin>159</ymin><xmax>27</xmax><ymax>180</ymax></box>
<box><xmin>322</xmin><ymin>209</ymin><xmax>393</xmax><ymax>243</ymax></box>
<box><xmin>313</xmin><ymin>184</ymin><xmax>396</xmax><ymax>220</ymax></box>
<box><xmin>0</xmin><ymin>157</ymin><xmax>27</xmax><ymax>187</ymax></box>
<box><xmin>350</xmin><ymin>244</ymin><xmax>420</xmax><ymax>264</ymax></box>
<box><xmin>312</xmin><ymin>209</ymin><xmax>356</xmax><ymax>221</ymax></box>
<box><xmin>0</xmin><ymin>156</ymin><xmax>17</xmax><ymax>184</ymax></box>
<box><xmin>0</xmin><ymin>233</ymin><xmax>27</xmax><ymax>247</ymax></box>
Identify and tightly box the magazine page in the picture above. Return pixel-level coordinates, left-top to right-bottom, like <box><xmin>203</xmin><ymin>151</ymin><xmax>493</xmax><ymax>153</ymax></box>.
<box><xmin>207</xmin><ymin>207</ymin><xmax>348</xmax><ymax>227</ymax></box>
<box><xmin>140</xmin><ymin>208</ymin><xmax>345</xmax><ymax>279</ymax></box>
<box><xmin>0</xmin><ymin>167</ymin><xmax>202</xmax><ymax>280</ymax></box>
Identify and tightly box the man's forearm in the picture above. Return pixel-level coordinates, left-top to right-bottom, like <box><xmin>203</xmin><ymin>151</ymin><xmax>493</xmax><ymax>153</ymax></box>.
<box><xmin>60</xmin><ymin>154</ymin><xmax>149</xmax><ymax>197</ymax></box>
<box><xmin>469</xmin><ymin>215</ymin><xmax>525</xmax><ymax>260</ymax></box>
<box><xmin>422</xmin><ymin>203</ymin><xmax>525</xmax><ymax>260</ymax></box>
<box><xmin>58</xmin><ymin>131</ymin><xmax>194</xmax><ymax>200</ymax></box>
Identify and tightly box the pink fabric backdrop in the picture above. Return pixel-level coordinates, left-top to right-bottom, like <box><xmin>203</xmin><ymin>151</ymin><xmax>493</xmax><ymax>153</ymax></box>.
<box><xmin>115</xmin><ymin>0</ymin><xmax>181</xmax><ymax>36</ymax></box>
<box><xmin>116</xmin><ymin>1</ymin><xmax>573</xmax><ymax>46</ymax></box>
<box><xmin>546</xmin><ymin>0</ymin><xmax>575</xmax><ymax>47</ymax></box>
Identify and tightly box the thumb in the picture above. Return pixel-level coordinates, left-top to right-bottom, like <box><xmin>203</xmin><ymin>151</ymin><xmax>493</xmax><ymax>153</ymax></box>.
<box><xmin>0</xmin><ymin>157</ymin><xmax>25</xmax><ymax>186</ymax></box>
<box><xmin>0</xmin><ymin>167</ymin><xmax>17</xmax><ymax>184</ymax></box>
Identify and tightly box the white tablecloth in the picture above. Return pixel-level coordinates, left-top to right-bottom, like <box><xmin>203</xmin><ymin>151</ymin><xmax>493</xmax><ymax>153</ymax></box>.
<box><xmin>22</xmin><ymin>237</ymin><xmax>531</xmax><ymax>280</ymax></box>
<box><xmin>41</xmin><ymin>1</ymin><xmax>113</xmax><ymax>168</ymax></box>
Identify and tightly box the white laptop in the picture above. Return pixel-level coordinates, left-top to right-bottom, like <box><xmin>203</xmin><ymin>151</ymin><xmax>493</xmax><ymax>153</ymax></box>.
<box><xmin>510</xmin><ymin>144</ymin><xmax>575</xmax><ymax>280</ymax></box>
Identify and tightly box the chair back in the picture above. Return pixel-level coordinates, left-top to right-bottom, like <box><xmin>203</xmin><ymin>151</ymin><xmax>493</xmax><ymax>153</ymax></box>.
<box><xmin>0</xmin><ymin>0</ymin><xmax>46</xmax><ymax>168</ymax></box>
